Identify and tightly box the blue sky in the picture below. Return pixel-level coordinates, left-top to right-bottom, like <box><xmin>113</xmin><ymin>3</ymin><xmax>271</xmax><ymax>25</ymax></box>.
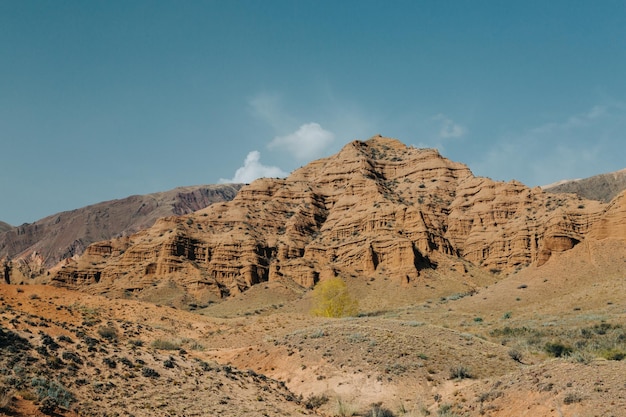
<box><xmin>2</xmin><ymin>1</ymin><xmax>626</xmax><ymax>225</ymax></box>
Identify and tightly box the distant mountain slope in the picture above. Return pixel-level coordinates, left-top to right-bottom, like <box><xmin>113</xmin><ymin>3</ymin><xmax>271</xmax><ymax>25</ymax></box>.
<box><xmin>543</xmin><ymin>168</ymin><xmax>626</xmax><ymax>202</ymax></box>
<box><xmin>0</xmin><ymin>221</ymin><xmax>12</xmax><ymax>234</ymax></box>
<box><xmin>0</xmin><ymin>184</ymin><xmax>242</xmax><ymax>268</ymax></box>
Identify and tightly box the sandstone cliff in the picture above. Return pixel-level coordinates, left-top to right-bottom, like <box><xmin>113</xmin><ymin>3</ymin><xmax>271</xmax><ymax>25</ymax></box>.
<box><xmin>53</xmin><ymin>137</ymin><xmax>619</xmax><ymax>302</ymax></box>
<box><xmin>0</xmin><ymin>184</ymin><xmax>242</xmax><ymax>273</ymax></box>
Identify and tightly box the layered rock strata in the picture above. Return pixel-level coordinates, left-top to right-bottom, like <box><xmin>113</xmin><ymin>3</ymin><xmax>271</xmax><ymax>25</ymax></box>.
<box><xmin>53</xmin><ymin>136</ymin><xmax>619</xmax><ymax>300</ymax></box>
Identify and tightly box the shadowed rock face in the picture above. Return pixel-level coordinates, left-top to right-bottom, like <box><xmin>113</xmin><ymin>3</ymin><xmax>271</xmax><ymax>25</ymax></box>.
<box><xmin>0</xmin><ymin>184</ymin><xmax>242</xmax><ymax>269</ymax></box>
<box><xmin>53</xmin><ymin>136</ymin><xmax>622</xmax><ymax>301</ymax></box>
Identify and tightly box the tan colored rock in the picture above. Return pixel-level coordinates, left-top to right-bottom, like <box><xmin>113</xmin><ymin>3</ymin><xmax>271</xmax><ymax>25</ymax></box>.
<box><xmin>52</xmin><ymin>137</ymin><xmax>622</xmax><ymax>303</ymax></box>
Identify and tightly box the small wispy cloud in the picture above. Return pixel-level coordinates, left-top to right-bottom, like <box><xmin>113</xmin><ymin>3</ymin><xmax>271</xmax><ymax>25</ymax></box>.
<box><xmin>409</xmin><ymin>113</ymin><xmax>467</xmax><ymax>152</ymax></box>
<box><xmin>268</xmin><ymin>122</ymin><xmax>335</xmax><ymax>160</ymax></box>
<box><xmin>470</xmin><ymin>103</ymin><xmax>625</xmax><ymax>186</ymax></box>
<box><xmin>248</xmin><ymin>92</ymin><xmax>294</xmax><ymax>131</ymax></box>
<box><xmin>219</xmin><ymin>151</ymin><xmax>288</xmax><ymax>184</ymax></box>
<box><xmin>433</xmin><ymin>114</ymin><xmax>467</xmax><ymax>139</ymax></box>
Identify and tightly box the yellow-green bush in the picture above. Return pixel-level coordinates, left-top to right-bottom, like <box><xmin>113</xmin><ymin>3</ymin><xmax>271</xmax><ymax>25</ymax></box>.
<box><xmin>311</xmin><ymin>278</ymin><xmax>358</xmax><ymax>318</ymax></box>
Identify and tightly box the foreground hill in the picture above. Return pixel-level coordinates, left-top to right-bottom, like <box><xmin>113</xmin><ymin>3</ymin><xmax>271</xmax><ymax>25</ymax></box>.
<box><xmin>0</xmin><ymin>285</ymin><xmax>316</xmax><ymax>417</ymax></box>
<box><xmin>543</xmin><ymin>167</ymin><xmax>626</xmax><ymax>202</ymax></box>
<box><xmin>0</xmin><ymin>184</ymin><xmax>242</xmax><ymax>277</ymax></box>
<box><xmin>53</xmin><ymin>136</ymin><xmax>622</xmax><ymax>309</ymax></box>
<box><xmin>2</xmin><ymin>240</ymin><xmax>625</xmax><ymax>417</ymax></box>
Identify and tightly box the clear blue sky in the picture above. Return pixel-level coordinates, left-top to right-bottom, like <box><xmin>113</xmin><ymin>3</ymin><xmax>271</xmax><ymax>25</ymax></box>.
<box><xmin>2</xmin><ymin>1</ymin><xmax>625</xmax><ymax>226</ymax></box>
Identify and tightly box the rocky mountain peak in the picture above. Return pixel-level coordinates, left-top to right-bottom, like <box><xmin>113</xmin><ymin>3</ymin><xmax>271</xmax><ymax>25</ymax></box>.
<box><xmin>50</xmin><ymin>137</ymin><xmax>620</xmax><ymax>306</ymax></box>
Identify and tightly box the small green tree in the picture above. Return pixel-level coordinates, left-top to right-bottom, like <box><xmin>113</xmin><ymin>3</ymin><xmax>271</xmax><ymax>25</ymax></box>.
<box><xmin>311</xmin><ymin>278</ymin><xmax>358</xmax><ymax>318</ymax></box>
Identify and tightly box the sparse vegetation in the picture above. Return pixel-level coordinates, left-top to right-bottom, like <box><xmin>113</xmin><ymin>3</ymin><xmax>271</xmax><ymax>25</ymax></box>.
<box><xmin>544</xmin><ymin>342</ymin><xmax>573</xmax><ymax>358</ymax></box>
<box><xmin>563</xmin><ymin>392</ymin><xmax>583</xmax><ymax>405</ymax></box>
<box><xmin>336</xmin><ymin>398</ymin><xmax>357</xmax><ymax>417</ymax></box>
<box><xmin>449</xmin><ymin>365</ymin><xmax>472</xmax><ymax>380</ymax></box>
<box><xmin>367</xmin><ymin>403</ymin><xmax>396</xmax><ymax>417</ymax></box>
<box><xmin>508</xmin><ymin>349</ymin><xmax>523</xmax><ymax>363</ymax></box>
<box><xmin>151</xmin><ymin>339</ymin><xmax>181</xmax><ymax>350</ymax></box>
<box><xmin>97</xmin><ymin>325</ymin><xmax>118</xmax><ymax>341</ymax></box>
<box><xmin>304</xmin><ymin>393</ymin><xmax>329</xmax><ymax>409</ymax></box>
<box><xmin>0</xmin><ymin>386</ymin><xmax>13</xmax><ymax>411</ymax></box>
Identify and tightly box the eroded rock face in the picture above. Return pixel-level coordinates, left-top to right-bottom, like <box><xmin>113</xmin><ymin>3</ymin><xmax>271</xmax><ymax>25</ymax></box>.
<box><xmin>52</xmin><ymin>136</ymin><xmax>617</xmax><ymax>300</ymax></box>
<box><xmin>0</xmin><ymin>184</ymin><xmax>242</xmax><ymax>270</ymax></box>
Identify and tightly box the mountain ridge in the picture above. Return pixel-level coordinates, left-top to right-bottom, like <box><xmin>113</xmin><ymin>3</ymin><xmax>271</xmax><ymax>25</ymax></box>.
<box><xmin>0</xmin><ymin>184</ymin><xmax>242</xmax><ymax>276</ymax></box>
<box><xmin>543</xmin><ymin>167</ymin><xmax>626</xmax><ymax>202</ymax></box>
<box><xmin>49</xmin><ymin>136</ymin><xmax>623</xmax><ymax>308</ymax></box>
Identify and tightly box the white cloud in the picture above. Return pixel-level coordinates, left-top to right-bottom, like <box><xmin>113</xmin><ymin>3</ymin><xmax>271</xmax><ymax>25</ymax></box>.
<box><xmin>268</xmin><ymin>122</ymin><xmax>335</xmax><ymax>160</ymax></box>
<box><xmin>219</xmin><ymin>151</ymin><xmax>288</xmax><ymax>184</ymax></box>
<box><xmin>433</xmin><ymin>114</ymin><xmax>467</xmax><ymax>139</ymax></box>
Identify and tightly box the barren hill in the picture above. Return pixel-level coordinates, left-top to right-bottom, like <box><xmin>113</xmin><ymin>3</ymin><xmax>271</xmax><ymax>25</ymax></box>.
<box><xmin>51</xmin><ymin>136</ymin><xmax>621</xmax><ymax>308</ymax></box>
<box><xmin>0</xmin><ymin>285</ymin><xmax>317</xmax><ymax>417</ymax></box>
<box><xmin>0</xmin><ymin>184</ymin><xmax>242</xmax><ymax>275</ymax></box>
<box><xmin>543</xmin><ymin>167</ymin><xmax>626</xmax><ymax>202</ymax></box>
<box><xmin>0</xmin><ymin>221</ymin><xmax>12</xmax><ymax>234</ymax></box>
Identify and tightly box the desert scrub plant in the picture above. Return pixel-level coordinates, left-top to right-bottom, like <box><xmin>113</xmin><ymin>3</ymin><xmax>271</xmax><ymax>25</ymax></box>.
<box><xmin>311</xmin><ymin>278</ymin><xmax>358</xmax><ymax>318</ymax></box>
<box><xmin>309</xmin><ymin>329</ymin><xmax>327</xmax><ymax>338</ymax></box>
<box><xmin>141</xmin><ymin>367</ymin><xmax>160</xmax><ymax>378</ymax></box>
<box><xmin>97</xmin><ymin>325</ymin><xmax>118</xmax><ymax>341</ymax></box>
<box><xmin>0</xmin><ymin>386</ymin><xmax>13</xmax><ymax>411</ymax></box>
<box><xmin>508</xmin><ymin>349</ymin><xmax>523</xmax><ymax>363</ymax></box>
<box><xmin>151</xmin><ymin>339</ymin><xmax>181</xmax><ymax>350</ymax></box>
<box><xmin>304</xmin><ymin>393</ymin><xmax>329</xmax><ymax>410</ymax></box>
<box><xmin>600</xmin><ymin>348</ymin><xmax>626</xmax><ymax>361</ymax></box>
<box><xmin>562</xmin><ymin>392</ymin><xmax>583</xmax><ymax>405</ymax></box>
<box><xmin>449</xmin><ymin>365</ymin><xmax>472</xmax><ymax>380</ymax></box>
<box><xmin>31</xmin><ymin>377</ymin><xmax>74</xmax><ymax>410</ymax></box>
<box><xmin>437</xmin><ymin>404</ymin><xmax>460</xmax><ymax>416</ymax></box>
<box><xmin>367</xmin><ymin>403</ymin><xmax>396</xmax><ymax>417</ymax></box>
<box><xmin>544</xmin><ymin>342</ymin><xmax>572</xmax><ymax>358</ymax></box>
<box><xmin>335</xmin><ymin>398</ymin><xmax>356</xmax><ymax>416</ymax></box>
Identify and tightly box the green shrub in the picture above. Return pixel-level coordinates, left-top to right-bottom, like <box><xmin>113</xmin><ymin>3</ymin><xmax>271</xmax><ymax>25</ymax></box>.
<box><xmin>544</xmin><ymin>342</ymin><xmax>572</xmax><ymax>358</ymax></box>
<box><xmin>141</xmin><ymin>367</ymin><xmax>160</xmax><ymax>378</ymax></box>
<box><xmin>449</xmin><ymin>365</ymin><xmax>472</xmax><ymax>380</ymax></box>
<box><xmin>97</xmin><ymin>325</ymin><xmax>118</xmax><ymax>341</ymax></box>
<box><xmin>304</xmin><ymin>394</ymin><xmax>328</xmax><ymax>410</ymax></box>
<box><xmin>151</xmin><ymin>339</ymin><xmax>181</xmax><ymax>350</ymax></box>
<box><xmin>563</xmin><ymin>392</ymin><xmax>583</xmax><ymax>404</ymax></box>
<box><xmin>31</xmin><ymin>377</ymin><xmax>74</xmax><ymax>409</ymax></box>
<box><xmin>601</xmin><ymin>348</ymin><xmax>626</xmax><ymax>361</ymax></box>
<box><xmin>0</xmin><ymin>386</ymin><xmax>13</xmax><ymax>411</ymax></box>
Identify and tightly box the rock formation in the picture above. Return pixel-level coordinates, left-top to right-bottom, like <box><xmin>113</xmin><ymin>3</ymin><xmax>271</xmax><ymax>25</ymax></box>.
<box><xmin>52</xmin><ymin>136</ymin><xmax>622</xmax><ymax>302</ymax></box>
<box><xmin>0</xmin><ymin>184</ymin><xmax>242</xmax><ymax>269</ymax></box>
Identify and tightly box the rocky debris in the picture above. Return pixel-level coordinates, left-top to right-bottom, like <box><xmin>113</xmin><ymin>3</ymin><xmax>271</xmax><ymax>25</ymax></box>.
<box><xmin>52</xmin><ymin>136</ymin><xmax>621</xmax><ymax>303</ymax></box>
